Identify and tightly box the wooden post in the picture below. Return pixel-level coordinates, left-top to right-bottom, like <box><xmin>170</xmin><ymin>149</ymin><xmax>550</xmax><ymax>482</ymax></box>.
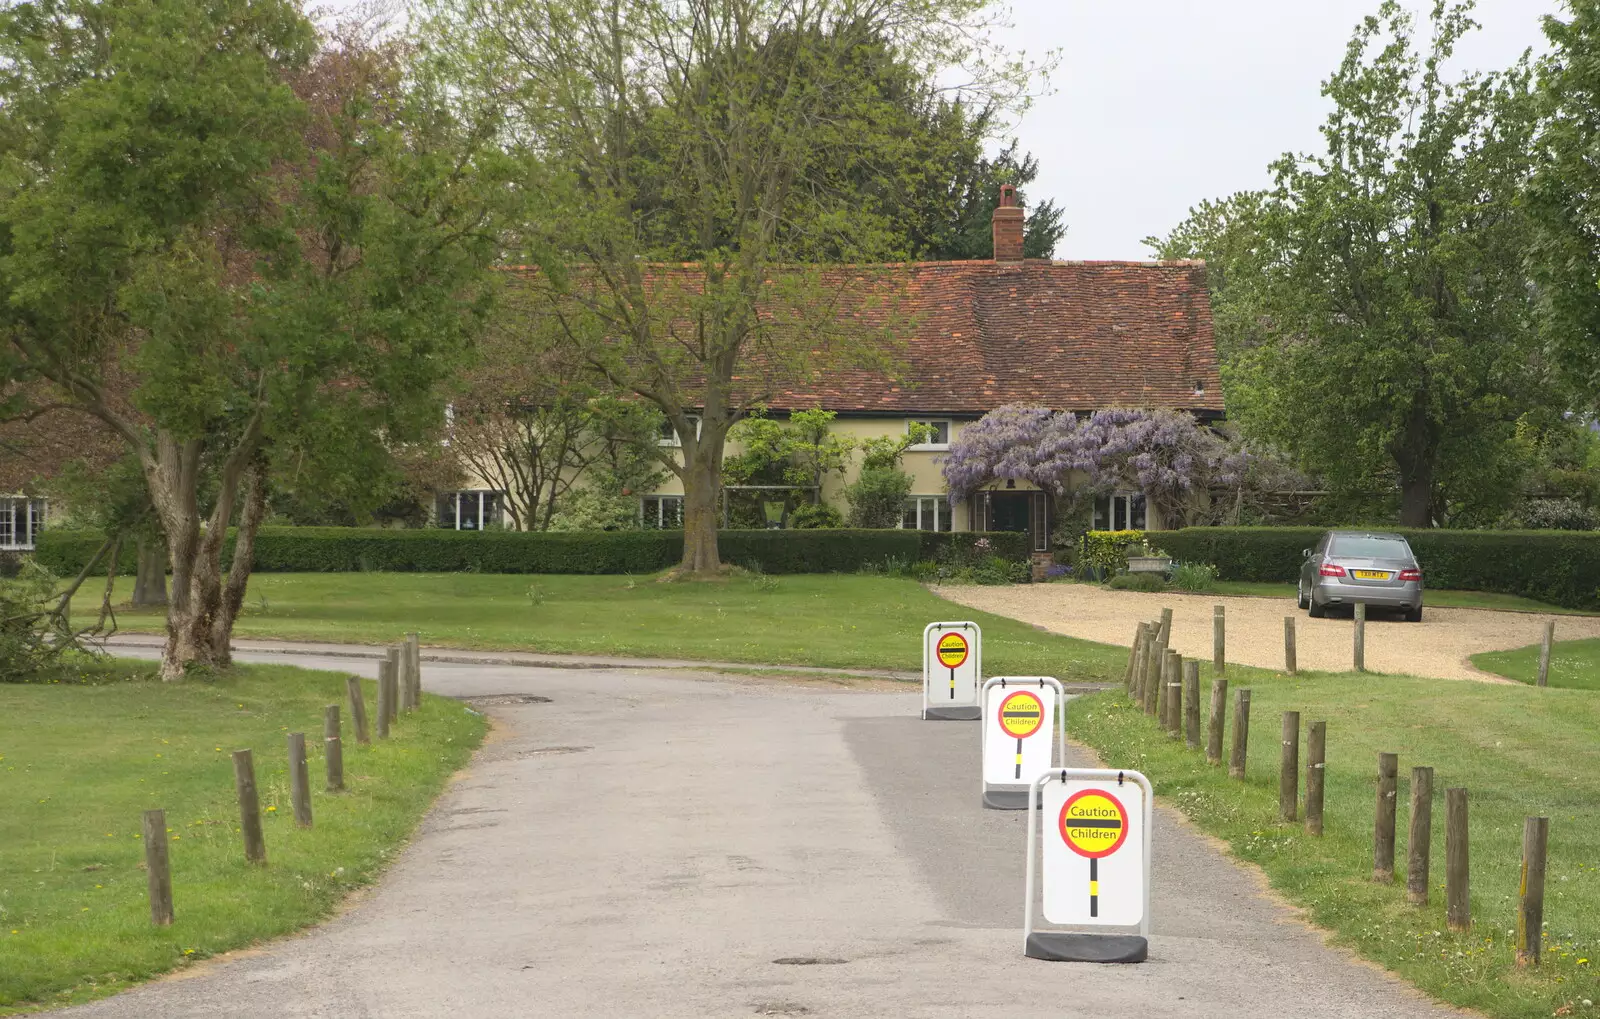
<box><xmin>1157</xmin><ymin>649</ymin><xmax>1174</xmax><ymax>726</ymax></box>
<box><xmin>1446</xmin><ymin>788</ymin><xmax>1469</xmax><ymax>932</ymax></box>
<box><xmin>232</xmin><ymin>749</ymin><xmax>266</xmax><ymax>865</ymax></box>
<box><xmin>384</xmin><ymin>648</ymin><xmax>401</xmax><ymax>726</ymax></box>
<box><xmin>1537</xmin><ymin>621</ymin><xmax>1554</xmax><ymax>688</ymax></box>
<box><xmin>1164</xmin><ymin>651</ymin><xmax>1183</xmax><ymax>738</ymax></box>
<box><xmin>1213</xmin><ymin>604</ymin><xmax>1226</xmax><ymax>674</ymax></box>
<box><xmin>287</xmin><ymin>732</ymin><xmax>312</xmax><ymax>828</ymax></box>
<box><xmin>1158</xmin><ymin>606</ymin><xmax>1173</xmax><ymax>646</ymax></box>
<box><xmin>1516</xmin><ymin>816</ymin><xmax>1549</xmax><ymax>967</ymax></box>
<box><xmin>1279</xmin><ymin>711</ymin><xmax>1300</xmax><ymax>822</ymax></box>
<box><xmin>142</xmin><ymin>808</ymin><xmax>174</xmax><ymax>926</ymax></box>
<box><xmin>397</xmin><ymin>636</ymin><xmax>413</xmax><ymax>712</ymax></box>
<box><xmin>1124</xmin><ymin>623</ymin><xmax>1147</xmax><ymax>692</ymax></box>
<box><xmin>408</xmin><ymin>632</ymin><xmax>422</xmax><ymax>706</ymax></box>
<box><xmin>324</xmin><ymin>704</ymin><xmax>344</xmax><ymax>792</ymax></box>
<box><xmin>375</xmin><ymin>659</ymin><xmax>392</xmax><ymax>740</ymax></box>
<box><xmin>1303</xmin><ymin>721</ymin><xmax>1326</xmax><ymax>835</ymax></box>
<box><xmin>1143</xmin><ymin>639</ymin><xmax>1165</xmax><ymax>717</ymax></box>
<box><xmin>1128</xmin><ymin>635</ymin><xmax>1147</xmax><ymax>702</ymax></box>
<box><xmin>1353</xmin><ymin>602</ymin><xmax>1366</xmax><ymax>673</ymax></box>
<box><xmin>1374</xmin><ymin>752</ymin><xmax>1398</xmax><ymax>882</ymax></box>
<box><xmin>1206</xmin><ymin>678</ymin><xmax>1228</xmax><ymax>765</ymax></box>
<box><xmin>1183</xmin><ymin>660</ymin><xmax>1201</xmax><ymax>749</ymax></box>
<box><xmin>1407</xmin><ymin>766</ymin><xmax>1434</xmax><ymax>906</ymax></box>
<box><xmin>346</xmin><ymin>675</ymin><xmax>370</xmax><ymax>745</ymax></box>
<box><xmin>1284</xmin><ymin>616</ymin><xmax>1297</xmax><ymax>675</ymax></box>
<box><xmin>1228</xmin><ymin>688</ymin><xmax>1251</xmax><ymax>780</ymax></box>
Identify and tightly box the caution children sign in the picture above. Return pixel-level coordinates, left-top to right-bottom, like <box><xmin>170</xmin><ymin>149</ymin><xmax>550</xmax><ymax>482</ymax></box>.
<box><xmin>922</xmin><ymin>622</ymin><xmax>981</xmax><ymax>720</ymax></box>
<box><xmin>1040</xmin><ymin>775</ymin><xmax>1146</xmax><ymax>928</ymax></box>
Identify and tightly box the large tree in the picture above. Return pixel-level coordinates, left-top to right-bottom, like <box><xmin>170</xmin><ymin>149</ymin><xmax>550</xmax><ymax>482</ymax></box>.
<box><xmin>1151</xmin><ymin>1</ymin><xmax>1549</xmax><ymax>526</ymax></box>
<box><xmin>425</xmin><ymin>0</ymin><xmax>1043</xmax><ymax>574</ymax></box>
<box><xmin>0</xmin><ymin>1</ymin><xmax>505</xmax><ymax>676</ymax></box>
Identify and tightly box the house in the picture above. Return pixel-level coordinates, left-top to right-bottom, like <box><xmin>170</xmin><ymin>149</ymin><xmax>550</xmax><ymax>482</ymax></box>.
<box><xmin>441</xmin><ymin>186</ymin><xmax>1224</xmax><ymax>550</ymax></box>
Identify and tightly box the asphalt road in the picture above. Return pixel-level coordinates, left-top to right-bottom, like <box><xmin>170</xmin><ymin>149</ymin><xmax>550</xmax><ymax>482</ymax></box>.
<box><xmin>67</xmin><ymin>651</ymin><xmax>1456</xmax><ymax>1018</ymax></box>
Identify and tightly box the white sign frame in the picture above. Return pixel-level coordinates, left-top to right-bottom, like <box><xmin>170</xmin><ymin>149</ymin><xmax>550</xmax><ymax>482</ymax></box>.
<box><xmin>1024</xmin><ymin>767</ymin><xmax>1153</xmax><ymax>949</ymax></box>
<box><xmin>979</xmin><ymin>677</ymin><xmax>1065</xmax><ymax>809</ymax></box>
<box><xmin>922</xmin><ymin>621</ymin><xmax>982</xmax><ymax>720</ymax></box>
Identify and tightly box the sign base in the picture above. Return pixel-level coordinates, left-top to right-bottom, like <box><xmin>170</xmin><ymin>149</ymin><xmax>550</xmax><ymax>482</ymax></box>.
<box><xmin>982</xmin><ymin>789</ymin><xmax>1040</xmax><ymax>810</ymax></box>
<box><xmin>924</xmin><ymin>705</ymin><xmax>981</xmax><ymax>721</ymax></box>
<box><xmin>1025</xmin><ymin>932</ymin><xmax>1147</xmax><ymax>964</ymax></box>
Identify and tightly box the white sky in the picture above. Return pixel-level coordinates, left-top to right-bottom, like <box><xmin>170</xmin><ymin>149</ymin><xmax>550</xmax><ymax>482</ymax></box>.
<box><xmin>991</xmin><ymin>0</ymin><xmax>1560</xmax><ymax>260</ymax></box>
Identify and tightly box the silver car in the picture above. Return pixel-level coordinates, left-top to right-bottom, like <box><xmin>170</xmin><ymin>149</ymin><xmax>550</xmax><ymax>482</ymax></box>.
<box><xmin>1298</xmin><ymin>530</ymin><xmax>1424</xmax><ymax>622</ymax></box>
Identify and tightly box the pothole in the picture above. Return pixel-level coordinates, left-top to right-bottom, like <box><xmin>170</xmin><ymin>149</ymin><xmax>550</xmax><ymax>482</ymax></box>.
<box><xmin>771</xmin><ymin>957</ymin><xmax>847</xmax><ymax>966</ymax></box>
<box><xmin>469</xmin><ymin>694</ymin><xmax>552</xmax><ymax>706</ymax></box>
<box><xmin>752</xmin><ymin>1004</ymin><xmax>810</xmax><ymax>1016</ymax></box>
<box><xmin>517</xmin><ymin>745</ymin><xmax>590</xmax><ymax>758</ymax></box>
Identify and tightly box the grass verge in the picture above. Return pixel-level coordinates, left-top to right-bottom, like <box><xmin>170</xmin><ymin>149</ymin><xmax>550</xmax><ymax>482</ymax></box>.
<box><xmin>1067</xmin><ymin>666</ymin><xmax>1600</xmax><ymax>1019</ymax></box>
<box><xmin>0</xmin><ymin>660</ymin><xmax>485</xmax><ymax>1014</ymax></box>
<box><xmin>1204</xmin><ymin>580</ymin><xmax>1594</xmax><ymax>615</ymax></box>
<box><xmin>1472</xmin><ymin>638</ymin><xmax>1600</xmax><ymax>690</ymax></box>
<box><xmin>80</xmin><ymin>572</ymin><xmax>1129</xmax><ymax>681</ymax></box>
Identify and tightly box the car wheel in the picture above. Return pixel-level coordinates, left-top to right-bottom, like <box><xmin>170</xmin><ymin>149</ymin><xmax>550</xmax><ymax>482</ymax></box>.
<box><xmin>1308</xmin><ymin>595</ymin><xmax>1326</xmax><ymax>619</ymax></box>
<box><xmin>1297</xmin><ymin>581</ymin><xmax>1310</xmax><ymax>610</ymax></box>
<box><xmin>1405</xmin><ymin>606</ymin><xmax>1423</xmax><ymax>623</ymax></box>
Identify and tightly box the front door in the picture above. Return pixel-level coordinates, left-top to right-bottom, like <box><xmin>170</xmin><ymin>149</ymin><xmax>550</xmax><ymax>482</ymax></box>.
<box><xmin>983</xmin><ymin>491</ymin><xmax>1048</xmax><ymax>553</ymax></box>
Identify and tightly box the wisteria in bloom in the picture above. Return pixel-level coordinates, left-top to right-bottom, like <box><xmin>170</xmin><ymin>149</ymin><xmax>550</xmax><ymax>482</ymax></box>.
<box><xmin>942</xmin><ymin>404</ymin><xmax>1243</xmax><ymax>527</ymax></box>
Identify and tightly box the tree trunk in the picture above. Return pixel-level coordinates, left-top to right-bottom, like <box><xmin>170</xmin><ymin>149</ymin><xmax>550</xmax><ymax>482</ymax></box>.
<box><xmin>1392</xmin><ymin>402</ymin><xmax>1438</xmax><ymax>528</ymax></box>
<box><xmin>131</xmin><ymin>536</ymin><xmax>168</xmax><ymax>608</ymax></box>
<box><xmin>679</xmin><ymin>438</ymin><xmax>724</xmax><ymax>575</ymax></box>
<box><xmin>209</xmin><ymin>460</ymin><xmax>268</xmax><ymax>665</ymax></box>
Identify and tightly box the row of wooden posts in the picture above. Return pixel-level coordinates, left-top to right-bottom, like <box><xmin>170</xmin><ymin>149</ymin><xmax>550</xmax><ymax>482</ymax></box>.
<box><xmin>1125</xmin><ymin>610</ymin><xmax>1555</xmax><ymax>967</ymax></box>
<box><xmin>140</xmin><ymin>635</ymin><xmax>424</xmax><ymax>927</ymax></box>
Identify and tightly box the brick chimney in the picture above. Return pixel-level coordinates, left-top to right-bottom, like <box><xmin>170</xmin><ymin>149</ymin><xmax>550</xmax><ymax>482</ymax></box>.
<box><xmin>992</xmin><ymin>184</ymin><xmax>1024</xmax><ymax>262</ymax></box>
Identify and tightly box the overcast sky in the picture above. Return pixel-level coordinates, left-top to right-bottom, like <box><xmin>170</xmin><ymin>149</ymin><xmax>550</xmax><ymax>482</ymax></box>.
<box><xmin>990</xmin><ymin>0</ymin><xmax>1561</xmax><ymax>260</ymax></box>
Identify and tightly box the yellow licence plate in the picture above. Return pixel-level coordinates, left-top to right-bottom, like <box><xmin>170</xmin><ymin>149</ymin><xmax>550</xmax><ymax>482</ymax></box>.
<box><xmin>1353</xmin><ymin>570</ymin><xmax>1391</xmax><ymax>580</ymax></box>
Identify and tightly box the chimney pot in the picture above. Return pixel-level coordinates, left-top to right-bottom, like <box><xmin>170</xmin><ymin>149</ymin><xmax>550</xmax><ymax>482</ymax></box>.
<box><xmin>992</xmin><ymin>185</ymin><xmax>1024</xmax><ymax>262</ymax></box>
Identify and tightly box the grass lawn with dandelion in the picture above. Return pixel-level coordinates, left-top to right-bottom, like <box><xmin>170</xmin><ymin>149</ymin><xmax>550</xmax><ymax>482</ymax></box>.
<box><xmin>80</xmin><ymin>572</ymin><xmax>1130</xmax><ymax>681</ymax></box>
<box><xmin>1471</xmin><ymin>638</ymin><xmax>1600</xmax><ymax>691</ymax></box>
<box><xmin>0</xmin><ymin>660</ymin><xmax>485</xmax><ymax>1013</ymax></box>
<box><xmin>1069</xmin><ymin>661</ymin><xmax>1600</xmax><ymax>1019</ymax></box>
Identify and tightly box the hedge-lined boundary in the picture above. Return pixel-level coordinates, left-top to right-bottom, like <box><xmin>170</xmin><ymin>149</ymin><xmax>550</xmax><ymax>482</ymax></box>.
<box><xmin>1160</xmin><ymin>526</ymin><xmax>1600</xmax><ymax>609</ymax></box>
<box><xmin>35</xmin><ymin>526</ymin><xmax>1029</xmax><ymax>577</ymax></box>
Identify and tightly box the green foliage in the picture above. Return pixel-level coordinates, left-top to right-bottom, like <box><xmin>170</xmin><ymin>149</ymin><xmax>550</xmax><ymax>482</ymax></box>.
<box><xmin>1169</xmin><ymin>561</ymin><xmax>1219</xmax><ymax>593</ymax></box>
<box><xmin>37</xmin><ymin>526</ymin><xmax>1028</xmax><ymax>578</ymax></box>
<box><xmin>857</xmin><ymin>422</ymin><xmax>934</xmax><ymax>471</ymax></box>
<box><xmin>725</xmin><ymin>408</ymin><xmax>855</xmax><ymax>491</ymax></box>
<box><xmin>1080</xmin><ymin>529</ymin><xmax>1145</xmax><ymax>577</ymax></box>
<box><xmin>788</xmin><ymin>503</ymin><xmax>843</xmax><ymax>529</ymax></box>
<box><xmin>1158</xmin><ymin>526</ymin><xmax>1600</xmax><ymax>609</ymax></box>
<box><xmin>0</xmin><ymin>559</ymin><xmax>72</xmax><ymax>680</ymax></box>
<box><xmin>1107</xmin><ymin>572</ymin><xmax>1166</xmax><ymax>593</ymax></box>
<box><xmin>844</xmin><ymin>466</ymin><xmax>914</xmax><ymax>528</ymax></box>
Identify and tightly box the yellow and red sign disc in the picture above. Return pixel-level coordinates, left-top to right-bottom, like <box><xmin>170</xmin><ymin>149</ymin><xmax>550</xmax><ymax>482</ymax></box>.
<box><xmin>935</xmin><ymin>631</ymin><xmax>970</xmax><ymax>669</ymax></box>
<box><xmin>1059</xmin><ymin>789</ymin><xmax>1129</xmax><ymax>859</ymax></box>
<box><xmin>998</xmin><ymin>690</ymin><xmax>1044</xmax><ymax>739</ymax></box>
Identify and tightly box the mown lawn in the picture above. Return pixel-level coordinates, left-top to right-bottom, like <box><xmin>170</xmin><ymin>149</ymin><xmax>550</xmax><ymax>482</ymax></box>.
<box><xmin>1205</xmin><ymin>579</ymin><xmax>1594</xmax><ymax>615</ymax></box>
<box><xmin>1472</xmin><ymin>638</ymin><xmax>1600</xmax><ymax>690</ymax></box>
<box><xmin>82</xmin><ymin>572</ymin><xmax>1130</xmax><ymax>681</ymax></box>
<box><xmin>0</xmin><ymin>661</ymin><xmax>485</xmax><ymax>1014</ymax></box>
<box><xmin>1068</xmin><ymin>665</ymin><xmax>1600</xmax><ymax>1019</ymax></box>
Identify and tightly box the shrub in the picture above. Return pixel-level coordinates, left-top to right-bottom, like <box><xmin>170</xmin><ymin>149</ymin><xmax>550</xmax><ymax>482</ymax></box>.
<box><xmin>1108</xmin><ymin>572</ymin><xmax>1166</xmax><ymax>592</ymax></box>
<box><xmin>1081</xmin><ymin>529</ymin><xmax>1145</xmax><ymax>578</ymax></box>
<box><xmin>788</xmin><ymin>503</ymin><xmax>843</xmax><ymax>529</ymax></box>
<box><xmin>1170</xmin><ymin>561</ymin><xmax>1219</xmax><ymax>592</ymax></box>
<box><xmin>844</xmin><ymin>466</ymin><xmax>913</xmax><ymax>528</ymax></box>
<box><xmin>1505</xmin><ymin>498</ymin><xmax>1599</xmax><ymax>531</ymax></box>
<box><xmin>1158</xmin><ymin>526</ymin><xmax>1600</xmax><ymax>609</ymax></box>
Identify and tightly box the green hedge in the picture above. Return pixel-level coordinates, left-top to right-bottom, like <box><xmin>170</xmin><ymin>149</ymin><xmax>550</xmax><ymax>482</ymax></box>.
<box><xmin>1159</xmin><ymin>526</ymin><xmax>1600</xmax><ymax>609</ymax></box>
<box><xmin>35</xmin><ymin>526</ymin><xmax>1030</xmax><ymax>577</ymax></box>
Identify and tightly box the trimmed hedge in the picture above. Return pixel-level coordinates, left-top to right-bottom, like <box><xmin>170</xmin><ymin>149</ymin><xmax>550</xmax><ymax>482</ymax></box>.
<box><xmin>1159</xmin><ymin>526</ymin><xmax>1600</xmax><ymax>609</ymax></box>
<box><xmin>35</xmin><ymin>526</ymin><xmax>1030</xmax><ymax>577</ymax></box>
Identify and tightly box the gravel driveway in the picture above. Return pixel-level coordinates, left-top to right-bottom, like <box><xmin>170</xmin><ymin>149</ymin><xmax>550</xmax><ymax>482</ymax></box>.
<box><xmin>936</xmin><ymin>584</ymin><xmax>1600</xmax><ymax>681</ymax></box>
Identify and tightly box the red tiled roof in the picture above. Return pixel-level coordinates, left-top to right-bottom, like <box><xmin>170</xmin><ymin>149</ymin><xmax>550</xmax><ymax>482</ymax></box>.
<box><xmin>505</xmin><ymin>257</ymin><xmax>1224</xmax><ymax>417</ymax></box>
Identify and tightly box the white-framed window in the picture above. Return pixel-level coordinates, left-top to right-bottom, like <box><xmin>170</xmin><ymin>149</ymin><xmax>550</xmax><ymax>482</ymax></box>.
<box><xmin>907</xmin><ymin>419</ymin><xmax>951</xmax><ymax>451</ymax></box>
<box><xmin>901</xmin><ymin>496</ymin><xmax>952</xmax><ymax>532</ymax></box>
<box><xmin>657</xmin><ymin>415</ymin><xmax>702</xmax><ymax>447</ymax></box>
<box><xmin>1092</xmin><ymin>492</ymin><xmax>1146</xmax><ymax>532</ymax></box>
<box><xmin>436</xmin><ymin>490</ymin><xmax>505</xmax><ymax>530</ymax></box>
<box><xmin>0</xmin><ymin>498</ymin><xmax>46</xmax><ymax>550</ymax></box>
<box><xmin>641</xmin><ymin>495</ymin><xmax>684</xmax><ymax>529</ymax></box>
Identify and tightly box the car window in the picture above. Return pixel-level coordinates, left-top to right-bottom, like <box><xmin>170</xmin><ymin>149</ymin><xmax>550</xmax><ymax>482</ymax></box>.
<box><xmin>1330</xmin><ymin>535</ymin><xmax>1411</xmax><ymax>558</ymax></box>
